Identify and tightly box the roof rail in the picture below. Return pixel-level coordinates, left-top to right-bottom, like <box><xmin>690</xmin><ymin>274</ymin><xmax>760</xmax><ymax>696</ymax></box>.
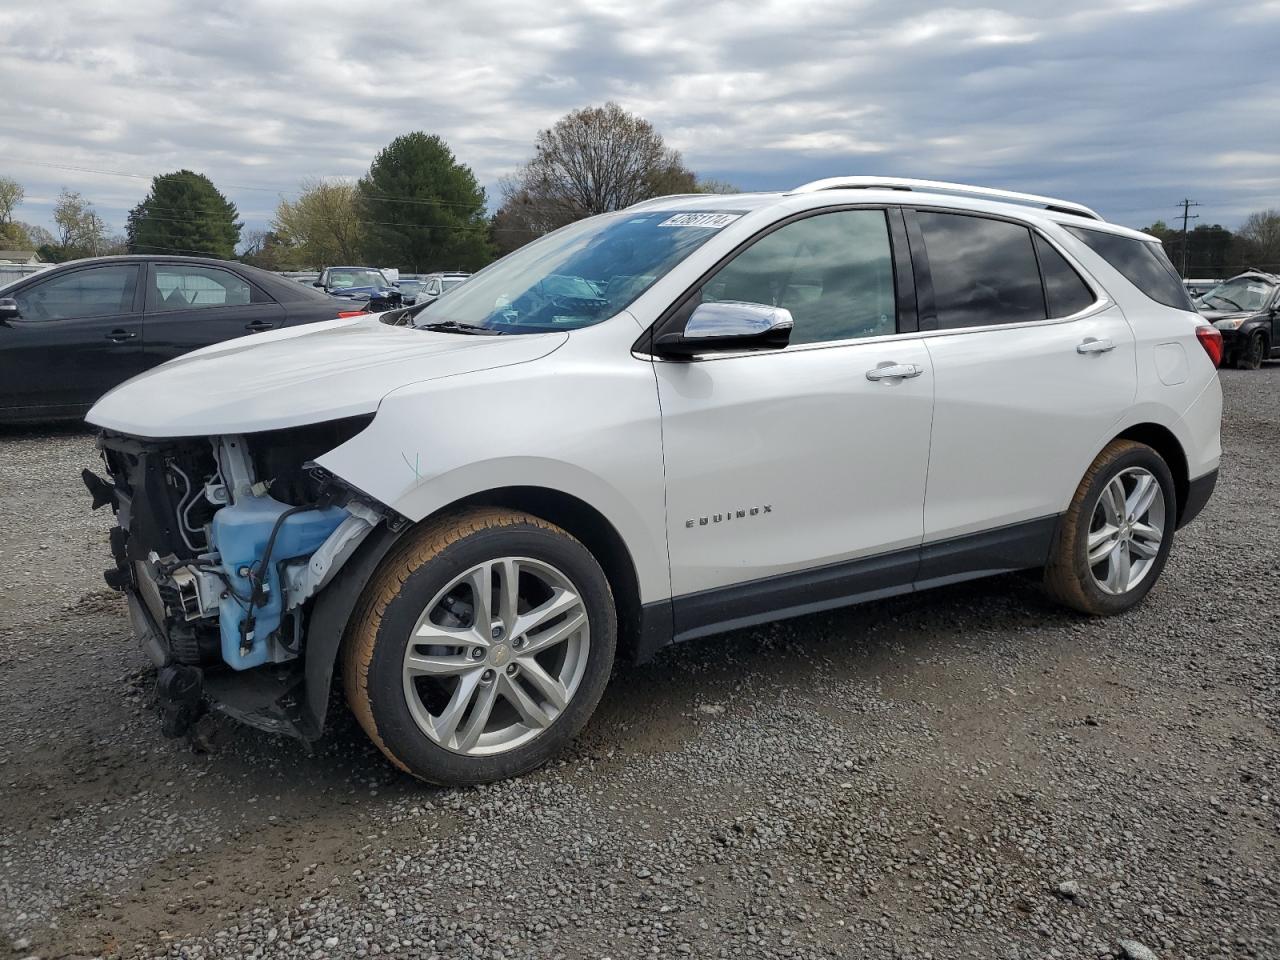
<box><xmin>625</xmin><ymin>194</ymin><xmax>707</xmax><ymax>211</ymax></box>
<box><xmin>787</xmin><ymin>177</ymin><xmax>1102</xmax><ymax>221</ymax></box>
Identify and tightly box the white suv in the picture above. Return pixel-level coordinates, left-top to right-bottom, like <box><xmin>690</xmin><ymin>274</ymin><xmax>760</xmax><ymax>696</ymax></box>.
<box><xmin>85</xmin><ymin>177</ymin><xmax>1223</xmax><ymax>785</ymax></box>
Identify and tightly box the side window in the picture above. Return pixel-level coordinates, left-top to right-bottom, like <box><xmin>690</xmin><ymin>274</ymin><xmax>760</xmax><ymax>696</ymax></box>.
<box><xmin>151</xmin><ymin>265</ymin><xmax>254</xmax><ymax>311</ymax></box>
<box><xmin>1034</xmin><ymin>235</ymin><xmax>1096</xmax><ymax>317</ymax></box>
<box><xmin>917</xmin><ymin>212</ymin><xmax>1045</xmax><ymax>328</ymax></box>
<box><xmin>11</xmin><ymin>265</ymin><xmax>139</xmax><ymax>321</ymax></box>
<box><xmin>1064</xmin><ymin>226</ymin><xmax>1194</xmax><ymax>311</ymax></box>
<box><xmin>698</xmin><ymin>209</ymin><xmax>896</xmax><ymax>346</ymax></box>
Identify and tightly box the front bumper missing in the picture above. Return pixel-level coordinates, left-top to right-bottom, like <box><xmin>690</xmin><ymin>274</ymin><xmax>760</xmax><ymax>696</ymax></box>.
<box><xmin>125</xmin><ymin>585</ymin><xmax>317</xmax><ymax>741</ymax></box>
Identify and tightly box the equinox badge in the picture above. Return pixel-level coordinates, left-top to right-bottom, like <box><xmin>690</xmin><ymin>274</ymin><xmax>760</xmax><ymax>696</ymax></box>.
<box><xmin>686</xmin><ymin>505</ymin><xmax>772</xmax><ymax>528</ymax></box>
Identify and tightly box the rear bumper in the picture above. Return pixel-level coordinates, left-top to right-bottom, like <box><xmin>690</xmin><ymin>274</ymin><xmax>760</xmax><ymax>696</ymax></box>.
<box><xmin>1179</xmin><ymin>469</ymin><xmax>1217</xmax><ymax>528</ymax></box>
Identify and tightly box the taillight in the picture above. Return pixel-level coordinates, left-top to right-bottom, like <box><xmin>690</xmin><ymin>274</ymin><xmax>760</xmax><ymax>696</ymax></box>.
<box><xmin>337</xmin><ymin>310</ymin><xmax>365</xmax><ymax>318</ymax></box>
<box><xmin>1195</xmin><ymin>325</ymin><xmax>1223</xmax><ymax>367</ymax></box>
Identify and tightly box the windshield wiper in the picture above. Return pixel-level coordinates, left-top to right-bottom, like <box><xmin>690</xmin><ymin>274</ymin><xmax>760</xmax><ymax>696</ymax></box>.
<box><xmin>418</xmin><ymin>320</ymin><xmax>504</xmax><ymax>336</ymax></box>
<box><xmin>1209</xmin><ymin>294</ymin><xmax>1244</xmax><ymax>311</ymax></box>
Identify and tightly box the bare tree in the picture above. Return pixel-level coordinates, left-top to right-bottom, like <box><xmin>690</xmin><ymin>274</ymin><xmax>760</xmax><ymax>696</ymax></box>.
<box><xmin>495</xmin><ymin>104</ymin><xmax>694</xmax><ymax>240</ymax></box>
<box><xmin>1234</xmin><ymin>209</ymin><xmax>1280</xmax><ymax>268</ymax></box>
<box><xmin>272</xmin><ymin>178</ymin><xmax>365</xmax><ymax>267</ymax></box>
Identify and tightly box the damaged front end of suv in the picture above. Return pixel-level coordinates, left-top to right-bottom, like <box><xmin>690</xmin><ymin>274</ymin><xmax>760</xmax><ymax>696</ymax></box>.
<box><xmin>86</xmin><ymin>417</ymin><xmax>403</xmax><ymax>740</ymax></box>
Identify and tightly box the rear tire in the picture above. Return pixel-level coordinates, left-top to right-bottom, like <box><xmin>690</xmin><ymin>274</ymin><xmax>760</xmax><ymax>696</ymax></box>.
<box><xmin>1237</xmin><ymin>331</ymin><xmax>1266</xmax><ymax>370</ymax></box>
<box><xmin>1044</xmin><ymin>440</ymin><xmax>1176</xmax><ymax>616</ymax></box>
<box><xmin>344</xmin><ymin>508</ymin><xmax>616</xmax><ymax>785</ymax></box>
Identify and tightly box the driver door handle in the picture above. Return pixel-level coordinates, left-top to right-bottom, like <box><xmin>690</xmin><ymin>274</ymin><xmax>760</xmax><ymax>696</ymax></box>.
<box><xmin>245</xmin><ymin>319</ymin><xmax>277</xmax><ymax>332</ymax></box>
<box><xmin>866</xmin><ymin>362</ymin><xmax>924</xmax><ymax>381</ymax></box>
<box><xmin>1076</xmin><ymin>337</ymin><xmax>1115</xmax><ymax>354</ymax></box>
<box><xmin>105</xmin><ymin>329</ymin><xmax>136</xmax><ymax>342</ymax></box>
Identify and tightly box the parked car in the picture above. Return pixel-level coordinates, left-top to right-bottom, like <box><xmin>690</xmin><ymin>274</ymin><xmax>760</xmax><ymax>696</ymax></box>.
<box><xmin>84</xmin><ymin>177</ymin><xmax>1222</xmax><ymax>785</ymax></box>
<box><xmin>0</xmin><ymin>255</ymin><xmax>358</xmax><ymax>424</ymax></box>
<box><xmin>416</xmin><ymin>271</ymin><xmax>470</xmax><ymax>305</ymax></box>
<box><xmin>1193</xmin><ymin>270</ymin><xmax>1279</xmax><ymax>369</ymax></box>
<box><xmin>395</xmin><ymin>279</ymin><xmax>426</xmax><ymax>305</ymax></box>
<box><xmin>314</xmin><ymin>266</ymin><xmax>403</xmax><ymax>312</ymax></box>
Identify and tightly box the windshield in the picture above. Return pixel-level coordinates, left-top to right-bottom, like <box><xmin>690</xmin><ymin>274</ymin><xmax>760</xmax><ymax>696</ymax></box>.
<box><xmin>1196</xmin><ymin>276</ymin><xmax>1276</xmax><ymax>313</ymax></box>
<box><xmin>328</xmin><ymin>268</ymin><xmax>389</xmax><ymax>290</ymax></box>
<box><xmin>412</xmin><ymin>210</ymin><xmax>741</xmax><ymax>333</ymax></box>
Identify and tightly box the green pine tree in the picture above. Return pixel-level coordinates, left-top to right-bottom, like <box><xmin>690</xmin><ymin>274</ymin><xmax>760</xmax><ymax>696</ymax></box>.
<box><xmin>127</xmin><ymin>170</ymin><xmax>242</xmax><ymax>259</ymax></box>
<box><xmin>358</xmin><ymin>133</ymin><xmax>493</xmax><ymax>272</ymax></box>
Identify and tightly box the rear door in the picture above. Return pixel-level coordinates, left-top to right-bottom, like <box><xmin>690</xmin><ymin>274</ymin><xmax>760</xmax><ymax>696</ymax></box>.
<box><xmin>0</xmin><ymin>262</ymin><xmax>144</xmax><ymax>418</ymax></box>
<box><xmin>907</xmin><ymin>208</ymin><xmax>1136</xmax><ymax>554</ymax></box>
<box><xmin>142</xmin><ymin>261</ymin><xmax>286</xmax><ymax>366</ymax></box>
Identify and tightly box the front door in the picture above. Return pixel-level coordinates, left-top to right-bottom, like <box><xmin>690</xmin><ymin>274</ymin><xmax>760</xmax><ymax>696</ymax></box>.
<box><xmin>654</xmin><ymin>207</ymin><xmax>935</xmax><ymax>638</ymax></box>
<box><xmin>0</xmin><ymin>263</ymin><xmax>144</xmax><ymax>419</ymax></box>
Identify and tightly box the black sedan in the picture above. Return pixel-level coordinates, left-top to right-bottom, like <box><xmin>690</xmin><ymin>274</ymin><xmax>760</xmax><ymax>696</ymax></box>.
<box><xmin>0</xmin><ymin>255</ymin><xmax>358</xmax><ymax>424</ymax></box>
<box><xmin>1194</xmin><ymin>270</ymin><xmax>1279</xmax><ymax>370</ymax></box>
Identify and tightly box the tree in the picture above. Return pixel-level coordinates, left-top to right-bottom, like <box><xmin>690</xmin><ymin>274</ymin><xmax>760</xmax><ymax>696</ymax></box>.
<box><xmin>358</xmin><ymin>133</ymin><xmax>492</xmax><ymax>272</ymax></box>
<box><xmin>47</xmin><ymin>189</ymin><xmax>108</xmax><ymax>260</ymax></box>
<box><xmin>0</xmin><ymin>176</ymin><xmax>31</xmax><ymax>248</ymax></box>
<box><xmin>126</xmin><ymin>169</ymin><xmax>242</xmax><ymax>258</ymax></box>
<box><xmin>502</xmin><ymin>103</ymin><xmax>696</xmax><ymax>229</ymax></box>
<box><xmin>1233</xmin><ymin>209</ymin><xmax>1280</xmax><ymax>270</ymax></box>
<box><xmin>495</xmin><ymin>103</ymin><xmax>731</xmax><ymax>253</ymax></box>
<box><xmin>272</xmin><ymin>178</ymin><xmax>364</xmax><ymax>268</ymax></box>
<box><xmin>240</xmin><ymin>229</ymin><xmax>296</xmax><ymax>271</ymax></box>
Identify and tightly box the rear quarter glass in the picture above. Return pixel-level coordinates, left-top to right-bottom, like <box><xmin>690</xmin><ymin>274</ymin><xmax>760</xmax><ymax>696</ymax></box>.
<box><xmin>1065</xmin><ymin>226</ymin><xmax>1194</xmax><ymax>311</ymax></box>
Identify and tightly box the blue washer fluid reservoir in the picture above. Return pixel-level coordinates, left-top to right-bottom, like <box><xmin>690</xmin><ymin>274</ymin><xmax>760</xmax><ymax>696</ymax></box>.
<box><xmin>210</xmin><ymin>495</ymin><xmax>350</xmax><ymax>670</ymax></box>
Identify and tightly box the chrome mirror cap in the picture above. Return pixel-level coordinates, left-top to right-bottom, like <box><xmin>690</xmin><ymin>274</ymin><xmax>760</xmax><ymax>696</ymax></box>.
<box><xmin>654</xmin><ymin>301</ymin><xmax>794</xmax><ymax>358</ymax></box>
<box><xmin>683</xmin><ymin>301</ymin><xmax>794</xmax><ymax>341</ymax></box>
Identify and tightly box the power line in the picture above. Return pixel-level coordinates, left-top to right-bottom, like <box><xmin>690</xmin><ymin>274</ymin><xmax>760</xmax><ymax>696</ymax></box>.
<box><xmin>1176</xmin><ymin>198</ymin><xmax>1201</xmax><ymax>276</ymax></box>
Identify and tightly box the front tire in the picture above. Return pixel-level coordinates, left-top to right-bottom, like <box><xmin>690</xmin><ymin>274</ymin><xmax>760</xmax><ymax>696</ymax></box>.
<box><xmin>344</xmin><ymin>508</ymin><xmax>616</xmax><ymax>785</ymax></box>
<box><xmin>1237</xmin><ymin>331</ymin><xmax>1266</xmax><ymax>370</ymax></box>
<box><xmin>1044</xmin><ymin>440</ymin><xmax>1176</xmax><ymax>616</ymax></box>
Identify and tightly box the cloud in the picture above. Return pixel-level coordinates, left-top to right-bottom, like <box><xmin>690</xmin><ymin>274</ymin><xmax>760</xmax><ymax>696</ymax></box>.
<box><xmin>0</xmin><ymin>0</ymin><xmax>1274</xmax><ymax>238</ymax></box>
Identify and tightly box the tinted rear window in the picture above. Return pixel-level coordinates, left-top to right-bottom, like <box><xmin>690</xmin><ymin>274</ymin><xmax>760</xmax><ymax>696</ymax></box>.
<box><xmin>1065</xmin><ymin>226</ymin><xmax>1193</xmax><ymax>310</ymax></box>
<box><xmin>1034</xmin><ymin>235</ymin><xmax>1096</xmax><ymax>318</ymax></box>
<box><xmin>917</xmin><ymin>212</ymin><xmax>1046</xmax><ymax>329</ymax></box>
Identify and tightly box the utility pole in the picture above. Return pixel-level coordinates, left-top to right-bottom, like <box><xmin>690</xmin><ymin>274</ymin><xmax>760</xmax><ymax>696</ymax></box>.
<box><xmin>1176</xmin><ymin>198</ymin><xmax>1200</xmax><ymax>277</ymax></box>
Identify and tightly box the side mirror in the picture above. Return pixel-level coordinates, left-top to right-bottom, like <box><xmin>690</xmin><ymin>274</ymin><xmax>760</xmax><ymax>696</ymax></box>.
<box><xmin>0</xmin><ymin>298</ymin><xmax>20</xmax><ymax>324</ymax></box>
<box><xmin>312</xmin><ymin>280</ymin><xmax>324</xmax><ymax>288</ymax></box>
<box><xmin>654</xmin><ymin>301</ymin><xmax>793</xmax><ymax>358</ymax></box>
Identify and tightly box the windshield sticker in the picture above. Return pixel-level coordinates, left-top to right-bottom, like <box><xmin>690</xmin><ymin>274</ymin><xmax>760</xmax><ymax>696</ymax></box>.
<box><xmin>657</xmin><ymin>212</ymin><xmax>742</xmax><ymax>229</ymax></box>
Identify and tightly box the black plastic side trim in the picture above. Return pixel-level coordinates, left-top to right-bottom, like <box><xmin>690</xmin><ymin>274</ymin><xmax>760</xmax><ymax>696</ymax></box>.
<box><xmin>672</xmin><ymin>546</ymin><xmax>921</xmax><ymax>643</ymax></box>
<box><xmin>916</xmin><ymin>515</ymin><xmax>1058</xmax><ymax>583</ymax></box>
<box><xmin>1178</xmin><ymin>469</ymin><xmax>1217</xmax><ymax>529</ymax></box>
<box><xmin>642</xmin><ymin>515</ymin><xmax>1062</xmax><ymax>655</ymax></box>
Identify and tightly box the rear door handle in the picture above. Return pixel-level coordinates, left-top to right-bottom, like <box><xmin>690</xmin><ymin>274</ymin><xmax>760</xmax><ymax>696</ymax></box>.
<box><xmin>105</xmin><ymin>329</ymin><xmax>136</xmax><ymax>342</ymax></box>
<box><xmin>866</xmin><ymin>362</ymin><xmax>924</xmax><ymax>381</ymax></box>
<box><xmin>1077</xmin><ymin>337</ymin><xmax>1115</xmax><ymax>354</ymax></box>
<box><xmin>245</xmin><ymin>320</ymin><xmax>277</xmax><ymax>332</ymax></box>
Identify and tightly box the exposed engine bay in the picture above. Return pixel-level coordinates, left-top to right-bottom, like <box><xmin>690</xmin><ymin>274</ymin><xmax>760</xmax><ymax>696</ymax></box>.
<box><xmin>85</xmin><ymin>416</ymin><xmax>397</xmax><ymax>739</ymax></box>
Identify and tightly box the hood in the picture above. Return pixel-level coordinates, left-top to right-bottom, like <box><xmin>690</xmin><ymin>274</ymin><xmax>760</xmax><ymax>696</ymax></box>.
<box><xmin>1194</xmin><ymin>307</ymin><xmax>1257</xmax><ymax>322</ymax></box>
<box><xmin>87</xmin><ymin>317</ymin><xmax>567</xmax><ymax>438</ymax></box>
<box><xmin>331</xmin><ymin>285</ymin><xmax>395</xmax><ymax>299</ymax></box>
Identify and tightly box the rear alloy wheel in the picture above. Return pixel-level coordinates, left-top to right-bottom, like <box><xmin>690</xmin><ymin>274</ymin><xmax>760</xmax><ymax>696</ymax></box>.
<box><xmin>345</xmin><ymin>509</ymin><xmax>615</xmax><ymax>785</ymax></box>
<box><xmin>1044</xmin><ymin>440</ymin><xmax>1176</xmax><ymax>615</ymax></box>
<box><xmin>1237</xmin><ymin>331</ymin><xmax>1266</xmax><ymax>370</ymax></box>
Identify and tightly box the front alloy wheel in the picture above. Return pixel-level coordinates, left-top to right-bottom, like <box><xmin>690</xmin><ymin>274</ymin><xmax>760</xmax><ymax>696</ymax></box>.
<box><xmin>345</xmin><ymin>509</ymin><xmax>616</xmax><ymax>785</ymax></box>
<box><xmin>403</xmin><ymin>557</ymin><xmax>590</xmax><ymax>756</ymax></box>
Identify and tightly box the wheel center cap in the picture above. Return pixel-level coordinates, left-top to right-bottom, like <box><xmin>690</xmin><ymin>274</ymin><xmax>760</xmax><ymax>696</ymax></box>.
<box><xmin>490</xmin><ymin>644</ymin><xmax>511</xmax><ymax>667</ymax></box>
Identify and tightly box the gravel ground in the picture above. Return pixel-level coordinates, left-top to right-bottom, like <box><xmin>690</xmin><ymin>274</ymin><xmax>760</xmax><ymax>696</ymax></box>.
<box><xmin>0</xmin><ymin>368</ymin><xmax>1276</xmax><ymax>960</ymax></box>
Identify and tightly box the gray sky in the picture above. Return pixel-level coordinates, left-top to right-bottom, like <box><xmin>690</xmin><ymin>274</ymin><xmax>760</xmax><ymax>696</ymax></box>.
<box><xmin>1</xmin><ymin>0</ymin><xmax>1276</xmax><ymax>241</ymax></box>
